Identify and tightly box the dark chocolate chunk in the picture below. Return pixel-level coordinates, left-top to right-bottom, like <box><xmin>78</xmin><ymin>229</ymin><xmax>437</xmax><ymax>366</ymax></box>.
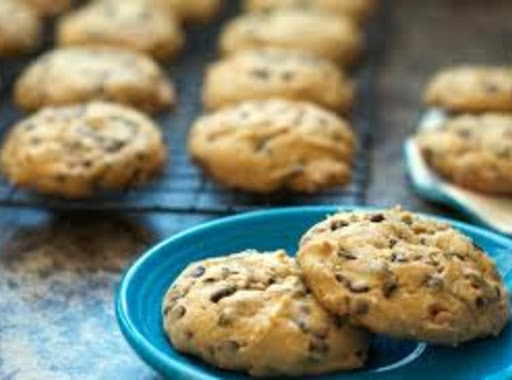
<box><xmin>330</xmin><ymin>220</ymin><xmax>349</xmax><ymax>231</ymax></box>
<box><xmin>369</xmin><ymin>214</ymin><xmax>385</xmax><ymax>223</ymax></box>
<box><xmin>210</xmin><ymin>286</ymin><xmax>237</xmax><ymax>303</ymax></box>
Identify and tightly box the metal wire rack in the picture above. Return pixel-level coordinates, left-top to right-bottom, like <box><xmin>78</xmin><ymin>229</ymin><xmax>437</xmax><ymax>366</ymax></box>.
<box><xmin>0</xmin><ymin>1</ymin><xmax>387</xmax><ymax>213</ymax></box>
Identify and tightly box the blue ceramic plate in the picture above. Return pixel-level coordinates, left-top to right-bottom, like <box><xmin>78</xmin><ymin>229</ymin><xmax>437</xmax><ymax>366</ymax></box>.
<box><xmin>116</xmin><ymin>207</ymin><xmax>512</xmax><ymax>380</ymax></box>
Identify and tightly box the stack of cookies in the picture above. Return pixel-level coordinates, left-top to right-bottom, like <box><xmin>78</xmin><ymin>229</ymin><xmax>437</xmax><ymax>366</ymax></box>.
<box><xmin>414</xmin><ymin>66</ymin><xmax>512</xmax><ymax>196</ymax></box>
<box><xmin>162</xmin><ymin>207</ymin><xmax>511</xmax><ymax>377</ymax></box>
<box><xmin>0</xmin><ymin>0</ymin><xmax>225</xmax><ymax>199</ymax></box>
<box><xmin>188</xmin><ymin>0</ymin><xmax>377</xmax><ymax>194</ymax></box>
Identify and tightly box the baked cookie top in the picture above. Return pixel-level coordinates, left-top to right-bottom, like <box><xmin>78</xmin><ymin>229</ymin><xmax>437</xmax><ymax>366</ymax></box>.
<box><xmin>162</xmin><ymin>250</ymin><xmax>369</xmax><ymax>377</ymax></box>
<box><xmin>14</xmin><ymin>46</ymin><xmax>175</xmax><ymax>113</ymax></box>
<box><xmin>219</xmin><ymin>9</ymin><xmax>362</xmax><ymax>66</ymax></box>
<box><xmin>416</xmin><ymin>113</ymin><xmax>512</xmax><ymax>195</ymax></box>
<box><xmin>424</xmin><ymin>66</ymin><xmax>512</xmax><ymax>113</ymax></box>
<box><xmin>0</xmin><ymin>0</ymin><xmax>41</xmax><ymax>56</ymax></box>
<box><xmin>244</xmin><ymin>0</ymin><xmax>376</xmax><ymax>23</ymax></box>
<box><xmin>0</xmin><ymin>102</ymin><xmax>167</xmax><ymax>199</ymax></box>
<box><xmin>24</xmin><ymin>0</ymin><xmax>70</xmax><ymax>16</ymax></box>
<box><xmin>202</xmin><ymin>49</ymin><xmax>355</xmax><ymax>112</ymax></box>
<box><xmin>188</xmin><ymin>99</ymin><xmax>356</xmax><ymax>193</ymax></box>
<box><xmin>297</xmin><ymin>207</ymin><xmax>510</xmax><ymax>345</ymax></box>
<box><xmin>57</xmin><ymin>0</ymin><xmax>185</xmax><ymax>61</ymax></box>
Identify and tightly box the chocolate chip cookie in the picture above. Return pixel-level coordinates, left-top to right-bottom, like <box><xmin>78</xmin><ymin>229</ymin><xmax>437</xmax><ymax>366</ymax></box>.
<box><xmin>57</xmin><ymin>0</ymin><xmax>185</xmax><ymax>61</ymax></box>
<box><xmin>15</xmin><ymin>47</ymin><xmax>175</xmax><ymax>113</ymax></box>
<box><xmin>298</xmin><ymin>207</ymin><xmax>510</xmax><ymax>345</ymax></box>
<box><xmin>188</xmin><ymin>99</ymin><xmax>356</xmax><ymax>193</ymax></box>
<box><xmin>0</xmin><ymin>102</ymin><xmax>167</xmax><ymax>198</ymax></box>
<box><xmin>24</xmin><ymin>0</ymin><xmax>70</xmax><ymax>16</ymax></box>
<box><xmin>162</xmin><ymin>250</ymin><xmax>369</xmax><ymax>377</ymax></box>
<box><xmin>416</xmin><ymin>113</ymin><xmax>512</xmax><ymax>195</ymax></box>
<box><xmin>203</xmin><ymin>49</ymin><xmax>355</xmax><ymax>112</ymax></box>
<box><xmin>244</xmin><ymin>0</ymin><xmax>376</xmax><ymax>24</ymax></box>
<box><xmin>219</xmin><ymin>10</ymin><xmax>362</xmax><ymax>66</ymax></box>
<box><xmin>424</xmin><ymin>66</ymin><xmax>512</xmax><ymax>113</ymax></box>
<box><xmin>0</xmin><ymin>0</ymin><xmax>41</xmax><ymax>56</ymax></box>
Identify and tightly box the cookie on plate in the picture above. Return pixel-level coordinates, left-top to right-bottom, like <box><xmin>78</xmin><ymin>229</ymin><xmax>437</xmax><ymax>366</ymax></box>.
<box><xmin>244</xmin><ymin>0</ymin><xmax>376</xmax><ymax>24</ymax></box>
<box><xmin>424</xmin><ymin>66</ymin><xmax>512</xmax><ymax>113</ymax></box>
<box><xmin>24</xmin><ymin>0</ymin><xmax>70</xmax><ymax>16</ymax></box>
<box><xmin>203</xmin><ymin>49</ymin><xmax>355</xmax><ymax>112</ymax></box>
<box><xmin>297</xmin><ymin>207</ymin><xmax>511</xmax><ymax>345</ymax></box>
<box><xmin>14</xmin><ymin>47</ymin><xmax>175</xmax><ymax>113</ymax></box>
<box><xmin>416</xmin><ymin>113</ymin><xmax>512</xmax><ymax>195</ymax></box>
<box><xmin>57</xmin><ymin>0</ymin><xmax>185</xmax><ymax>61</ymax></box>
<box><xmin>0</xmin><ymin>102</ymin><xmax>167</xmax><ymax>198</ymax></box>
<box><xmin>188</xmin><ymin>99</ymin><xmax>356</xmax><ymax>193</ymax></box>
<box><xmin>0</xmin><ymin>0</ymin><xmax>41</xmax><ymax>56</ymax></box>
<box><xmin>219</xmin><ymin>10</ymin><xmax>362</xmax><ymax>66</ymax></box>
<box><xmin>162</xmin><ymin>250</ymin><xmax>369</xmax><ymax>377</ymax></box>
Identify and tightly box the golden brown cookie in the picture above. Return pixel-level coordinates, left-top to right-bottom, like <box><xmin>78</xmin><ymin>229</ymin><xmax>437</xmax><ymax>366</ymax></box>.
<box><xmin>298</xmin><ymin>207</ymin><xmax>510</xmax><ymax>345</ymax></box>
<box><xmin>188</xmin><ymin>99</ymin><xmax>356</xmax><ymax>194</ymax></box>
<box><xmin>416</xmin><ymin>113</ymin><xmax>512</xmax><ymax>195</ymax></box>
<box><xmin>57</xmin><ymin>0</ymin><xmax>185</xmax><ymax>61</ymax></box>
<box><xmin>14</xmin><ymin>47</ymin><xmax>175</xmax><ymax>113</ymax></box>
<box><xmin>424</xmin><ymin>66</ymin><xmax>512</xmax><ymax>113</ymax></box>
<box><xmin>203</xmin><ymin>49</ymin><xmax>355</xmax><ymax>112</ymax></box>
<box><xmin>163</xmin><ymin>250</ymin><xmax>369</xmax><ymax>377</ymax></box>
<box><xmin>0</xmin><ymin>0</ymin><xmax>41</xmax><ymax>56</ymax></box>
<box><xmin>219</xmin><ymin>10</ymin><xmax>362</xmax><ymax>66</ymax></box>
<box><xmin>244</xmin><ymin>0</ymin><xmax>376</xmax><ymax>24</ymax></box>
<box><xmin>24</xmin><ymin>0</ymin><xmax>70</xmax><ymax>16</ymax></box>
<box><xmin>0</xmin><ymin>102</ymin><xmax>167</xmax><ymax>198</ymax></box>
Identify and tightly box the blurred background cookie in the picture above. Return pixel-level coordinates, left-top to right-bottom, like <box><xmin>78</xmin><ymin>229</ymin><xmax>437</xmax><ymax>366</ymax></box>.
<box><xmin>1</xmin><ymin>102</ymin><xmax>167</xmax><ymax>198</ymax></box>
<box><xmin>203</xmin><ymin>49</ymin><xmax>354</xmax><ymax>112</ymax></box>
<box><xmin>425</xmin><ymin>66</ymin><xmax>512</xmax><ymax>113</ymax></box>
<box><xmin>219</xmin><ymin>10</ymin><xmax>362</xmax><ymax>66</ymax></box>
<box><xmin>0</xmin><ymin>0</ymin><xmax>41</xmax><ymax>57</ymax></box>
<box><xmin>244</xmin><ymin>0</ymin><xmax>376</xmax><ymax>24</ymax></box>
<box><xmin>57</xmin><ymin>0</ymin><xmax>185</xmax><ymax>61</ymax></box>
<box><xmin>14</xmin><ymin>46</ymin><xmax>175</xmax><ymax>113</ymax></box>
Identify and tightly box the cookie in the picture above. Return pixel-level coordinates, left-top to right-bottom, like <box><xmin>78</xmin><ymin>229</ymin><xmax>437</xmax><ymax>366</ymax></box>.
<box><xmin>57</xmin><ymin>0</ymin><xmax>185</xmax><ymax>61</ymax></box>
<box><xmin>244</xmin><ymin>0</ymin><xmax>376</xmax><ymax>24</ymax></box>
<box><xmin>416</xmin><ymin>113</ymin><xmax>512</xmax><ymax>195</ymax></box>
<box><xmin>0</xmin><ymin>102</ymin><xmax>167</xmax><ymax>199</ymax></box>
<box><xmin>14</xmin><ymin>47</ymin><xmax>175</xmax><ymax>113</ymax></box>
<box><xmin>188</xmin><ymin>99</ymin><xmax>356</xmax><ymax>193</ymax></box>
<box><xmin>24</xmin><ymin>0</ymin><xmax>70</xmax><ymax>16</ymax></box>
<box><xmin>0</xmin><ymin>0</ymin><xmax>41</xmax><ymax>56</ymax></box>
<box><xmin>424</xmin><ymin>66</ymin><xmax>512</xmax><ymax>113</ymax></box>
<box><xmin>151</xmin><ymin>0</ymin><xmax>223</xmax><ymax>22</ymax></box>
<box><xmin>297</xmin><ymin>207</ymin><xmax>510</xmax><ymax>345</ymax></box>
<box><xmin>162</xmin><ymin>250</ymin><xmax>369</xmax><ymax>377</ymax></box>
<box><xmin>203</xmin><ymin>49</ymin><xmax>355</xmax><ymax>112</ymax></box>
<box><xmin>219</xmin><ymin>10</ymin><xmax>362</xmax><ymax>66</ymax></box>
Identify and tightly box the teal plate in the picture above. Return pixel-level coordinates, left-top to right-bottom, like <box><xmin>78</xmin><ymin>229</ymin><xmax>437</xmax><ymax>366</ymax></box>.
<box><xmin>116</xmin><ymin>207</ymin><xmax>512</xmax><ymax>380</ymax></box>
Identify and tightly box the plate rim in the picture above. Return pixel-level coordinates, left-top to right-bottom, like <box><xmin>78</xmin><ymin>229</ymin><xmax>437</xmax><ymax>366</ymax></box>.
<box><xmin>115</xmin><ymin>205</ymin><xmax>512</xmax><ymax>379</ymax></box>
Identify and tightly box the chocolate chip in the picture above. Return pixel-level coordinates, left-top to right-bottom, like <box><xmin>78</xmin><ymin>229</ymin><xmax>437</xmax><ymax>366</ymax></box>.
<box><xmin>171</xmin><ymin>305</ymin><xmax>186</xmax><ymax>319</ymax></box>
<box><xmin>369</xmin><ymin>214</ymin><xmax>385</xmax><ymax>223</ymax></box>
<box><xmin>475</xmin><ymin>296</ymin><xmax>488</xmax><ymax>308</ymax></box>
<box><xmin>391</xmin><ymin>251</ymin><xmax>408</xmax><ymax>263</ymax></box>
<box><xmin>210</xmin><ymin>286</ymin><xmax>237</xmax><ymax>303</ymax></box>
<box><xmin>103</xmin><ymin>139</ymin><xmax>126</xmax><ymax>153</ymax></box>
<box><xmin>218</xmin><ymin>340</ymin><xmax>239</xmax><ymax>354</ymax></box>
<box><xmin>335</xmin><ymin>273</ymin><xmax>346</xmax><ymax>284</ymax></box>
<box><xmin>250</xmin><ymin>68</ymin><xmax>269</xmax><ymax>79</ymax></box>
<box><xmin>353</xmin><ymin>300</ymin><xmax>369</xmax><ymax>315</ymax></box>
<box><xmin>281</xmin><ymin>71</ymin><xmax>294</xmax><ymax>81</ymax></box>
<box><xmin>333</xmin><ymin>315</ymin><xmax>347</xmax><ymax>328</ymax></box>
<box><xmin>424</xmin><ymin>274</ymin><xmax>444</xmax><ymax>290</ymax></box>
<box><xmin>218</xmin><ymin>313</ymin><xmax>232</xmax><ymax>326</ymax></box>
<box><xmin>190</xmin><ymin>265</ymin><xmax>205</xmax><ymax>278</ymax></box>
<box><xmin>389</xmin><ymin>239</ymin><xmax>398</xmax><ymax>248</ymax></box>
<box><xmin>330</xmin><ymin>220</ymin><xmax>349</xmax><ymax>231</ymax></box>
<box><xmin>382</xmin><ymin>281</ymin><xmax>398</xmax><ymax>298</ymax></box>
<box><xmin>308</xmin><ymin>339</ymin><xmax>329</xmax><ymax>360</ymax></box>
<box><xmin>294</xmin><ymin>319</ymin><xmax>310</xmax><ymax>333</ymax></box>
<box><xmin>267</xmin><ymin>277</ymin><xmax>276</xmax><ymax>285</ymax></box>
<box><xmin>338</xmin><ymin>249</ymin><xmax>357</xmax><ymax>260</ymax></box>
<box><xmin>348</xmin><ymin>280</ymin><xmax>370</xmax><ymax>293</ymax></box>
